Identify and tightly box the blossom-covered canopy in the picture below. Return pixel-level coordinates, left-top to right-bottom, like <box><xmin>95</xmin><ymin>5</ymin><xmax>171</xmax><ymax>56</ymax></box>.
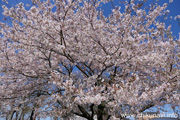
<box><xmin>0</xmin><ymin>0</ymin><xmax>179</xmax><ymax>119</ymax></box>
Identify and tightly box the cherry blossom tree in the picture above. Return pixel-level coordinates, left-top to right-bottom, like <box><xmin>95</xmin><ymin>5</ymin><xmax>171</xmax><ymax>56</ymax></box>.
<box><xmin>0</xmin><ymin>0</ymin><xmax>180</xmax><ymax>119</ymax></box>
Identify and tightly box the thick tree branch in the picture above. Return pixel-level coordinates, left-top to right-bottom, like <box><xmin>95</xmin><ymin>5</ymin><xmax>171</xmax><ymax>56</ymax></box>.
<box><xmin>30</xmin><ymin>109</ymin><xmax>34</xmax><ymax>120</ymax></box>
<box><xmin>139</xmin><ymin>102</ymin><xmax>154</xmax><ymax>113</ymax></box>
<box><xmin>78</xmin><ymin>105</ymin><xmax>91</xmax><ymax>119</ymax></box>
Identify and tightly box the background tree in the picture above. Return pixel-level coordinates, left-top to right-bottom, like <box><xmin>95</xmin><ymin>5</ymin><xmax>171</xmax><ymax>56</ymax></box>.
<box><xmin>0</xmin><ymin>0</ymin><xmax>180</xmax><ymax>119</ymax></box>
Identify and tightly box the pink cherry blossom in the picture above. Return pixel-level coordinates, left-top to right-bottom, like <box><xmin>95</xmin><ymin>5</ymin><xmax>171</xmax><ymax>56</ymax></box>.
<box><xmin>0</xmin><ymin>0</ymin><xmax>180</xmax><ymax>120</ymax></box>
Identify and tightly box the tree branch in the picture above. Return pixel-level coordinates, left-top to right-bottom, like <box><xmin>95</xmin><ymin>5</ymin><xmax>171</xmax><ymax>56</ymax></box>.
<box><xmin>139</xmin><ymin>102</ymin><xmax>154</xmax><ymax>113</ymax></box>
<box><xmin>78</xmin><ymin>105</ymin><xmax>91</xmax><ymax>119</ymax></box>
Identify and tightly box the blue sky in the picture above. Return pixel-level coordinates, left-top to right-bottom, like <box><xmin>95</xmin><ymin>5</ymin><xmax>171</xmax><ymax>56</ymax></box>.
<box><xmin>100</xmin><ymin>0</ymin><xmax>180</xmax><ymax>38</ymax></box>
<box><xmin>0</xmin><ymin>0</ymin><xmax>180</xmax><ymax>36</ymax></box>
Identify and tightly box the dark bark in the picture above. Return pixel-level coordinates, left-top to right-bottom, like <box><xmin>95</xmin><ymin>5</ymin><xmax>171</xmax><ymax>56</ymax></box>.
<box><xmin>139</xmin><ymin>102</ymin><xmax>154</xmax><ymax>113</ymax></box>
<box><xmin>90</xmin><ymin>104</ymin><xmax>94</xmax><ymax>120</ymax></box>
<box><xmin>74</xmin><ymin>102</ymin><xmax>155</xmax><ymax>120</ymax></box>
<box><xmin>106</xmin><ymin>115</ymin><xmax>111</xmax><ymax>120</ymax></box>
<box><xmin>74</xmin><ymin>104</ymin><xmax>111</xmax><ymax>120</ymax></box>
<box><xmin>78</xmin><ymin>105</ymin><xmax>91</xmax><ymax>120</ymax></box>
<box><xmin>30</xmin><ymin>109</ymin><xmax>34</xmax><ymax>120</ymax></box>
<box><xmin>97</xmin><ymin>104</ymin><xmax>105</xmax><ymax>120</ymax></box>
